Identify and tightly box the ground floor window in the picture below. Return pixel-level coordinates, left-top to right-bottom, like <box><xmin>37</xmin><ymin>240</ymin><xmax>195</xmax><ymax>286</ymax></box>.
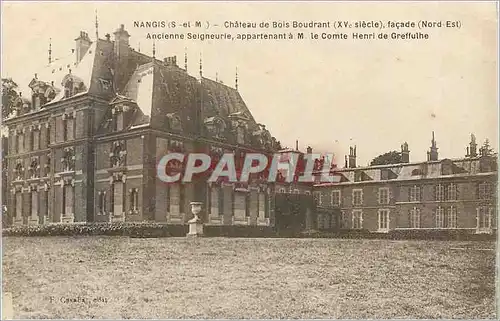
<box><xmin>435</xmin><ymin>207</ymin><xmax>445</xmax><ymax>228</ymax></box>
<box><xmin>378</xmin><ymin>209</ymin><xmax>389</xmax><ymax>231</ymax></box>
<box><xmin>130</xmin><ymin>188</ymin><xmax>139</xmax><ymax>212</ymax></box>
<box><xmin>447</xmin><ymin>206</ymin><xmax>457</xmax><ymax>228</ymax></box>
<box><xmin>339</xmin><ymin>211</ymin><xmax>348</xmax><ymax>228</ymax></box>
<box><xmin>98</xmin><ymin>191</ymin><xmax>106</xmax><ymax>214</ymax></box>
<box><xmin>409</xmin><ymin>207</ymin><xmax>420</xmax><ymax>228</ymax></box>
<box><xmin>478</xmin><ymin>206</ymin><xmax>492</xmax><ymax>229</ymax></box>
<box><xmin>352</xmin><ymin>210</ymin><xmax>363</xmax><ymax>229</ymax></box>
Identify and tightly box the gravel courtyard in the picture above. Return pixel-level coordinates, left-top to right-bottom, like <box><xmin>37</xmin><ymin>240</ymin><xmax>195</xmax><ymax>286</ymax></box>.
<box><xmin>2</xmin><ymin>237</ymin><xmax>496</xmax><ymax>319</ymax></box>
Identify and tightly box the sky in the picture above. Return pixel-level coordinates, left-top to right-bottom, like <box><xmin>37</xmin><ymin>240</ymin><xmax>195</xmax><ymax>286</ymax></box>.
<box><xmin>1</xmin><ymin>1</ymin><xmax>498</xmax><ymax>166</ymax></box>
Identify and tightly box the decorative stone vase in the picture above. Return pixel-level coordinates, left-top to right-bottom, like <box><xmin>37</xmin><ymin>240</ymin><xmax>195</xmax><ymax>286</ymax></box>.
<box><xmin>187</xmin><ymin>201</ymin><xmax>204</xmax><ymax>237</ymax></box>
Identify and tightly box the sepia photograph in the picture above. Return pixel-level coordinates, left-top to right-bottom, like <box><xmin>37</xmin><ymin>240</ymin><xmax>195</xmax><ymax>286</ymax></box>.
<box><xmin>1</xmin><ymin>1</ymin><xmax>498</xmax><ymax>319</ymax></box>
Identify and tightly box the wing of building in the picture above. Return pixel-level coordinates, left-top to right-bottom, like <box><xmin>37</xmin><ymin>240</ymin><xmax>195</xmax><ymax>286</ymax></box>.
<box><xmin>4</xmin><ymin>25</ymin><xmax>280</xmax><ymax>227</ymax></box>
<box><xmin>307</xmin><ymin>136</ymin><xmax>497</xmax><ymax>234</ymax></box>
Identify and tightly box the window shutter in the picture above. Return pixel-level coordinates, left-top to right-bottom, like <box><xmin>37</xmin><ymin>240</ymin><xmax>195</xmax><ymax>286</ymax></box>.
<box><xmin>388</xmin><ymin>189</ymin><xmax>393</xmax><ymax>204</ymax></box>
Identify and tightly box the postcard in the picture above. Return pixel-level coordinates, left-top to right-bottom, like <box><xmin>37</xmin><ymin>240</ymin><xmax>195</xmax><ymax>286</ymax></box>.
<box><xmin>1</xmin><ymin>1</ymin><xmax>498</xmax><ymax>319</ymax></box>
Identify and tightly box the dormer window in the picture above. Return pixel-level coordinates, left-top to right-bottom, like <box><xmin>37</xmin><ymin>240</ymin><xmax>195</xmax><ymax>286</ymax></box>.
<box><xmin>61</xmin><ymin>74</ymin><xmax>86</xmax><ymax>99</ymax></box>
<box><xmin>167</xmin><ymin>113</ymin><xmax>183</xmax><ymax>132</ymax></box>
<box><xmin>64</xmin><ymin>78</ymin><xmax>73</xmax><ymax>98</ymax></box>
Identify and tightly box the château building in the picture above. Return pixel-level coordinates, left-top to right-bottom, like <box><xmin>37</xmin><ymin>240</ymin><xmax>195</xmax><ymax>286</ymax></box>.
<box><xmin>3</xmin><ymin>24</ymin><xmax>282</xmax><ymax>227</ymax></box>
<box><xmin>3</xmin><ymin>23</ymin><xmax>497</xmax><ymax>235</ymax></box>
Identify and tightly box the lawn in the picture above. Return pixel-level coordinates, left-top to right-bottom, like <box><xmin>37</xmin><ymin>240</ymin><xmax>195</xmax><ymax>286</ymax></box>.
<box><xmin>2</xmin><ymin>237</ymin><xmax>496</xmax><ymax>319</ymax></box>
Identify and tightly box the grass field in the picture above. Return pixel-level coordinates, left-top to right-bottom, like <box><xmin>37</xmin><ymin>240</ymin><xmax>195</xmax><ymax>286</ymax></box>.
<box><xmin>2</xmin><ymin>237</ymin><xmax>496</xmax><ymax>319</ymax></box>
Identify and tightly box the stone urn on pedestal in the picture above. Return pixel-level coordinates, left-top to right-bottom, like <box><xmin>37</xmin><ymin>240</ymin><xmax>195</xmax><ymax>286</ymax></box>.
<box><xmin>187</xmin><ymin>201</ymin><xmax>204</xmax><ymax>237</ymax></box>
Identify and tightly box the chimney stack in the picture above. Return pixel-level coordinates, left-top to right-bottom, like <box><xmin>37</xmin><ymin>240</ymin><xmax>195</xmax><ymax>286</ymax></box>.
<box><xmin>348</xmin><ymin>145</ymin><xmax>357</xmax><ymax>168</ymax></box>
<box><xmin>467</xmin><ymin>133</ymin><xmax>477</xmax><ymax>157</ymax></box>
<box><xmin>75</xmin><ymin>31</ymin><xmax>92</xmax><ymax>64</ymax></box>
<box><xmin>401</xmin><ymin>142</ymin><xmax>410</xmax><ymax>163</ymax></box>
<box><xmin>163</xmin><ymin>56</ymin><xmax>178</xmax><ymax>66</ymax></box>
<box><xmin>113</xmin><ymin>24</ymin><xmax>131</xmax><ymax>93</ymax></box>
<box><xmin>427</xmin><ymin>131</ymin><xmax>439</xmax><ymax>161</ymax></box>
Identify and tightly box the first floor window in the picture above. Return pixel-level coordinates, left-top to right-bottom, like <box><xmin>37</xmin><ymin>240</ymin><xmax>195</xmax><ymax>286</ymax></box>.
<box><xmin>409</xmin><ymin>207</ymin><xmax>421</xmax><ymax>228</ymax></box>
<box><xmin>352</xmin><ymin>189</ymin><xmax>363</xmax><ymax>206</ymax></box>
<box><xmin>313</xmin><ymin>191</ymin><xmax>323</xmax><ymax>206</ymax></box>
<box><xmin>331</xmin><ymin>190</ymin><xmax>341</xmax><ymax>206</ymax></box>
<box><xmin>352</xmin><ymin>210</ymin><xmax>363</xmax><ymax>229</ymax></box>
<box><xmin>378</xmin><ymin>188</ymin><xmax>389</xmax><ymax>205</ymax></box>
<box><xmin>410</xmin><ymin>185</ymin><xmax>421</xmax><ymax>202</ymax></box>
<box><xmin>435</xmin><ymin>184</ymin><xmax>445</xmax><ymax>201</ymax></box>
<box><xmin>447</xmin><ymin>184</ymin><xmax>457</xmax><ymax>201</ymax></box>
<box><xmin>478</xmin><ymin>183</ymin><xmax>492</xmax><ymax>200</ymax></box>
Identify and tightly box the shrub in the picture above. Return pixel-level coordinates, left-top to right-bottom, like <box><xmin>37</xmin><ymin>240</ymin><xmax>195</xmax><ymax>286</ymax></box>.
<box><xmin>2</xmin><ymin>222</ymin><xmax>187</xmax><ymax>237</ymax></box>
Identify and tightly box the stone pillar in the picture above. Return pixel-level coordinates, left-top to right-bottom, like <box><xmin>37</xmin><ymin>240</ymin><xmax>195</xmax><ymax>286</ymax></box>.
<box><xmin>209</xmin><ymin>186</ymin><xmax>222</xmax><ymax>224</ymax></box>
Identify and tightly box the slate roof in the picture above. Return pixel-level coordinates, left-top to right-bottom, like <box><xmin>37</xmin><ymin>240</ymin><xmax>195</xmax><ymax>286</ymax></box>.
<box><xmin>312</xmin><ymin>156</ymin><xmax>497</xmax><ymax>186</ymax></box>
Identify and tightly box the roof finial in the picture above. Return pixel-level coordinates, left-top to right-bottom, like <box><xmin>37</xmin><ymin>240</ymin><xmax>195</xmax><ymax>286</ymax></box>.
<box><xmin>184</xmin><ymin>47</ymin><xmax>188</xmax><ymax>70</ymax></box>
<box><xmin>199</xmin><ymin>52</ymin><xmax>203</xmax><ymax>79</ymax></box>
<box><xmin>138</xmin><ymin>41</ymin><xmax>141</xmax><ymax>53</ymax></box>
<box><xmin>48</xmin><ymin>38</ymin><xmax>52</xmax><ymax>64</ymax></box>
<box><xmin>235</xmin><ymin>66</ymin><xmax>239</xmax><ymax>91</ymax></box>
<box><xmin>215</xmin><ymin>72</ymin><xmax>218</xmax><ymax>82</ymax></box>
<box><xmin>95</xmin><ymin>9</ymin><xmax>99</xmax><ymax>40</ymax></box>
<box><xmin>152</xmin><ymin>40</ymin><xmax>156</xmax><ymax>60</ymax></box>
